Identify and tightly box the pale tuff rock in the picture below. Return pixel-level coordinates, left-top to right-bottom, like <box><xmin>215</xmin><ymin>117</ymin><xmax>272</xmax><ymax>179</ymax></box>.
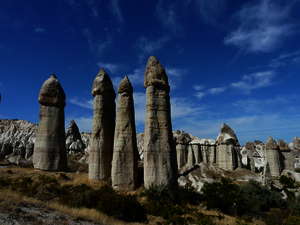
<box><xmin>265</xmin><ymin>137</ymin><xmax>281</xmax><ymax>177</ymax></box>
<box><xmin>89</xmin><ymin>69</ymin><xmax>116</xmax><ymax>181</ymax></box>
<box><xmin>174</xmin><ymin>131</ymin><xmax>191</xmax><ymax>169</ymax></box>
<box><xmin>112</xmin><ymin>76</ymin><xmax>139</xmax><ymax>191</ymax></box>
<box><xmin>216</xmin><ymin>123</ymin><xmax>240</xmax><ymax>171</ymax></box>
<box><xmin>33</xmin><ymin>75</ymin><xmax>67</xmax><ymax>171</ymax></box>
<box><xmin>137</xmin><ymin>133</ymin><xmax>144</xmax><ymax>160</ymax></box>
<box><xmin>66</xmin><ymin>120</ymin><xmax>85</xmax><ymax>153</ymax></box>
<box><xmin>0</xmin><ymin>119</ymin><xmax>36</xmax><ymax>164</ymax></box>
<box><xmin>289</xmin><ymin>137</ymin><xmax>300</xmax><ymax>151</ymax></box>
<box><xmin>143</xmin><ymin>56</ymin><xmax>178</xmax><ymax>188</ymax></box>
<box><xmin>216</xmin><ymin>123</ymin><xmax>239</xmax><ymax>145</ymax></box>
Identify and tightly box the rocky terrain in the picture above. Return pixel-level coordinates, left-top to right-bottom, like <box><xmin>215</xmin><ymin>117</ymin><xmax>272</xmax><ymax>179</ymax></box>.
<box><xmin>2</xmin><ymin>119</ymin><xmax>300</xmax><ymax>190</ymax></box>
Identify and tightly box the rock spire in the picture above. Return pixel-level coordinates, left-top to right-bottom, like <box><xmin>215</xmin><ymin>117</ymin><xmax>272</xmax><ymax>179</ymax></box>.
<box><xmin>33</xmin><ymin>74</ymin><xmax>67</xmax><ymax>171</ymax></box>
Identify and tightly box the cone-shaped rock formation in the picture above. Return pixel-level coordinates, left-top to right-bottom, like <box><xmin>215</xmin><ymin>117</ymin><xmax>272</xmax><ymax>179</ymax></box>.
<box><xmin>111</xmin><ymin>76</ymin><xmax>139</xmax><ymax>191</ymax></box>
<box><xmin>89</xmin><ymin>69</ymin><xmax>116</xmax><ymax>181</ymax></box>
<box><xmin>143</xmin><ymin>56</ymin><xmax>178</xmax><ymax>188</ymax></box>
<box><xmin>33</xmin><ymin>75</ymin><xmax>67</xmax><ymax>171</ymax></box>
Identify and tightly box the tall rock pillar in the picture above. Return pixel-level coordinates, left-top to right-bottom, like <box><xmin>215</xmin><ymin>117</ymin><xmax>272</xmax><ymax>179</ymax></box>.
<box><xmin>143</xmin><ymin>56</ymin><xmax>178</xmax><ymax>188</ymax></box>
<box><xmin>33</xmin><ymin>75</ymin><xmax>67</xmax><ymax>171</ymax></box>
<box><xmin>215</xmin><ymin>123</ymin><xmax>239</xmax><ymax>171</ymax></box>
<box><xmin>112</xmin><ymin>76</ymin><xmax>139</xmax><ymax>191</ymax></box>
<box><xmin>265</xmin><ymin>137</ymin><xmax>281</xmax><ymax>177</ymax></box>
<box><xmin>89</xmin><ymin>69</ymin><xmax>116</xmax><ymax>181</ymax></box>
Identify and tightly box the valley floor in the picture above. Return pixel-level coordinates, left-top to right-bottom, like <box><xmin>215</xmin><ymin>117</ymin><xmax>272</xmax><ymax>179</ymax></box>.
<box><xmin>0</xmin><ymin>167</ymin><xmax>265</xmax><ymax>225</ymax></box>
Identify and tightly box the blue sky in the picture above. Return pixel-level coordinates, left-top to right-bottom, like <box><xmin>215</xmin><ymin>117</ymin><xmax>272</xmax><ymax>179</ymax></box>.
<box><xmin>1</xmin><ymin>0</ymin><xmax>300</xmax><ymax>144</ymax></box>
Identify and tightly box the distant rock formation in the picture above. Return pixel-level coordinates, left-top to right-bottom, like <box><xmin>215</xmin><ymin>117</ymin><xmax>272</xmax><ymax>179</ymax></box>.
<box><xmin>0</xmin><ymin>119</ymin><xmax>36</xmax><ymax>165</ymax></box>
<box><xmin>265</xmin><ymin>137</ymin><xmax>281</xmax><ymax>177</ymax></box>
<box><xmin>215</xmin><ymin>123</ymin><xmax>240</xmax><ymax>171</ymax></box>
<box><xmin>33</xmin><ymin>75</ymin><xmax>67</xmax><ymax>171</ymax></box>
<box><xmin>111</xmin><ymin>76</ymin><xmax>139</xmax><ymax>191</ymax></box>
<box><xmin>89</xmin><ymin>69</ymin><xmax>116</xmax><ymax>181</ymax></box>
<box><xmin>66</xmin><ymin>120</ymin><xmax>85</xmax><ymax>153</ymax></box>
<box><xmin>143</xmin><ymin>56</ymin><xmax>178</xmax><ymax>188</ymax></box>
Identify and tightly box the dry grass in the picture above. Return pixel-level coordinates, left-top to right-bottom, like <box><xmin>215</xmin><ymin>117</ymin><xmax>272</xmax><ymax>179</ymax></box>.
<box><xmin>0</xmin><ymin>189</ymin><xmax>147</xmax><ymax>225</ymax></box>
<box><xmin>0</xmin><ymin>167</ymin><xmax>268</xmax><ymax>225</ymax></box>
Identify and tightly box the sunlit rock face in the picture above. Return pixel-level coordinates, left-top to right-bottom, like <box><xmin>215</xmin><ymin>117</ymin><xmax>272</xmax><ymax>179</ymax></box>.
<box><xmin>143</xmin><ymin>56</ymin><xmax>178</xmax><ymax>188</ymax></box>
<box><xmin>215</xmin><ymin>123</ymin><xmax>240</xmax><ymax>171</ymax></box>
<box><xmin>111</xmin><ymin>76</ymin><xmax>139</xmax><ymax>191</ymax></box>
<box><xmin>0</xmin><ymin>119</ymin><xmax>36</xmax><ymax>165</ymax></box>
<box><xmin>265</xmin><ymin>137</ymin><xmax>281</xmax><ymax>177</ymax></box>
<box><xmin>88</xmin><ymin>69</ymin><xmax>116</xmax><ymax>181</ymax></box>
<box><xmin>33</xmin><ymin>75</ymin><xmax>67</xmax><ymax>171</ymax></box>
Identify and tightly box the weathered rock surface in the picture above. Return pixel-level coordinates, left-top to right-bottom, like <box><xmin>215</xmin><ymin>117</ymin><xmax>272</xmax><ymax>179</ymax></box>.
<box><xmin>143</xmin><ymin>56</ymin><xmax>178</xmax><ymax>188</ymax></box>
<box><xmin>265</xmin><ymin>137</ymin><xmax>281</xmax><ymax>177</ymax></box>
<box><xmin>215</xmin><ymin>124</ymin><xmax>240</xmax><ymax>171</ymax></box>
<box><xmin>111</xmin><ymin>76</ymin><xmax>139</xmax><ymax>191</ymax></box>
<box><xmin>0</xmin><ymin>119</ymin><xmax>36</xmax><ymax>165</ymax></box>
<box><xmin>89</xmin><ymin>69</ymin><xmax>116</xmax><ymax>181</ymax></box>
<box><xmin>66</xmin><ymin>120</ymin><xmax>85</xmax><ymax>153</ymax></box>
<box><xmin>33</xmin><ymin>75</ymin><xmax>67</xmax><ymax>171</ymax></box>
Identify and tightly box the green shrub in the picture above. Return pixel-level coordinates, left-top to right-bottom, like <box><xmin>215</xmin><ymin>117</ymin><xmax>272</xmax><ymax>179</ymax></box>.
<box><xmin>202</xmin><ymin>178</ymin><xmax>286</xmax><ymax>217</ymax></box>
<box><xmin>141</xmin><ymin>184</ymin><xmax>202</xmax><ymax>220</ymax></box>
<box><xmin>280</xmin><ymin>175</ymin><xmax>296</xmax><ymax>189</ymax></box>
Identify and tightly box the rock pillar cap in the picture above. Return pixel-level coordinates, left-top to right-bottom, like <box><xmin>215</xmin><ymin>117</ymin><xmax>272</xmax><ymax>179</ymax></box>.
<box><xmin>216</xmin><ymin>123</ymin><xmax>239</xmax><ymax>145</ymax></box>
<box><xmin>266</xmin><ymin>137</ymin><xmax>279</xmax><ymax>150</ymax></box>
<box><xmin>92</xmin><ymin>68</ymin><xmax>115</xmax><ymax>97</ymax></box>
<box><xmin>118</xmin><ymin>76</ymin><xmax>133</xmax><ymax>94</ymax></box>
<box><xmin>144</xmin><ymin>56</ymin><xmax>170</xmax><ymax>90</ymax></box>
<box><xmin>38</xmin><ymin>74</ymin><xmax>66</xmax><ymax>107</ymax></box>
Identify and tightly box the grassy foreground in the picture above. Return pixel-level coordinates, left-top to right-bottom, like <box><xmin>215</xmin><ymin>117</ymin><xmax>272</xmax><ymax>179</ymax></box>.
<box><xmin>0</xmin><ymin>167</ymin><xmax>281</xmax><ymax>225</ymax></box>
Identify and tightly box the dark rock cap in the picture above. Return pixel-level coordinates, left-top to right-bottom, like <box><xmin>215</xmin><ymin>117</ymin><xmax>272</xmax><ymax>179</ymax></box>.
<box><xmin>118</xmin><ymin>76</ymin><xmax>133</xmax><ymax>94</ymax></box>
<box><xmin>266</xmin><ymin>137</ymin><xmax>279</xmax><ymax>150</ymax></box>
<box><xmin>216</xmin><ymin>123</ymin><xmax>239</xmax><ymax>145</ymax></box>
<box><xmin>38</xmin><ymin>74</ymin><xmax>66</xmax><ymax>107</ymax></box>
<box><xmin>92</xmin><ymin>68</ymin><xmax>115</xmax><ymax>97</ymax></box>
<box><xmin>144</xmin><ymin>56</ymin><xmax>169</xmax><ymax>90</ymax></box>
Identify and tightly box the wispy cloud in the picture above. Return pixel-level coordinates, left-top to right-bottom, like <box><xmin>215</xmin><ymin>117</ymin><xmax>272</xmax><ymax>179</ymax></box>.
<box><xmin>269</xmin><ymin>50</ymin><xmax>300</xmax><ymax>68</ymax></box>
<box><xmin>225</xmin><ymin>0</ymin><xmax>295</xmax><ymax>53</ymax></box>
<box><xmin>194</xmin><ymin>70</ymin><xmax>276</xmax><ymax>98</ymax></box>
<box><xmin>82</xmin><ymin>28</ymin><xmax>112</xmax><ymax>56</ymax></box>
<box><xmin>155</xmin><ymin>0</ymin><xmax>182</xmax><ymax>34</ymax></box>
<box><xmin>70</xmin><ymin>98</ymin><xmax>93</xmax><ymax>109</ymax></box>
<box><xmin>194</xmin><ymin>0</ymin><xmax>227</xmax><ymax>27</ymax></box>
<box><xmin>136</xmin><ymin>36</ymin><xmax>170</xmax><ymax>62</ymax></box>
<box><xmin>207</xmin><ymin>87</ymin><xmax>227</xmax><ymax>95</ymax></box>
<box><xmin>110</xmin><ymin>0</ymin><xmax>124</xmax><ymax>23</ymax></box>
<box><xmin>97</xmin><ymin>62</ymin><xmax>120</xmax><ymax>74</ymax></box>
<box><xmin>231</xmin><ymin>71</ymin><xmax>275</xmax><ymax>93</ymax></box>
<box><xmin>34</xmin><ymin>27</ymin><xmax>46</xmax><ymax>33</ymax></box>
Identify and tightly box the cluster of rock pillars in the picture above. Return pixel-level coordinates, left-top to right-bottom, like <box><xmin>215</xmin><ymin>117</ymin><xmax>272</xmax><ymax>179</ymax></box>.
<box><xmin>33</xmin><ymin>56</ymin><xmax>177</xmax><ymax>190</ymax></box>
<box><xmin>29</xmin><ymin>56</ymin><xmax>300</xmax><ymax>191</ymax></box>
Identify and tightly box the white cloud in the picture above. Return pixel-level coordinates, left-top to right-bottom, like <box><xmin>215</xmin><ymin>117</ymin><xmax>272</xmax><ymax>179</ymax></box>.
<box><xmin>208</xmin><ymin>87</ymin><xmax>226</xmax><ymax>94</ymax></box>
<box><xmin>70</xmin><ymin>98</ymin><xmax>93</xmax><ymax>109</ymax></box>
<box><xmin>194</xmin><ymin>70</ymin><xmax>276</xmax><ymax>99</ymax></box>
<box><xmin>269</xmin><ymin>50</ymin><xmax>300</xmax><ymax>68</ymax></box>
<box><xmin>231</xmin><ymin>71</ymin><xmax>275</xmax><ymax>93</ymax></box>
<box><xmin>224</xmin><ymin>0</ymin><xmax>294</xmax><ymax>53</ymax></box>
<box><xmin>97</xmin><ymin>62</ymin><xmax>120</xmax><ymax>74</ymax></box>
<box><xmin>193</xmin><ymin>85</ymin><xmax>205</xmax><ymax>91</ymax></box>
<box><xmin>195</xmin><ymin>92</ymin><xmax>206</xmax><ymax>99</ymax></box>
